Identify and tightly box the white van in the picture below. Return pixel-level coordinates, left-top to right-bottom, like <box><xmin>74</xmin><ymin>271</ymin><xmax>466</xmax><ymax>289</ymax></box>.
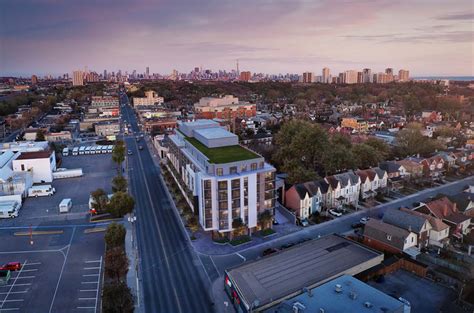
<box><xmin>72</xmin><ymin>147</ymin><xmax>79</xmax><ymax>156</ymax></box>
<box><xmin>90</xmin><ymin>146</ymin><xmax>97</xmax><ymax>154</ymax></box>
<box><xmin>85</xmin><ymin>146</ymin><xmax>92</xmax><ymax>154</ymax></box>
<box><xmin>107</xmin><ymin>145</ymin><xmax>113</xmax><ymax>153</ymax></box>
<box><xmin>62</xmin><ymin>147</ymin><xmax>69</xmax><ymax>157</ymax></box>
<box><xmin>79</xmin><ymin>146</ymin><xmax>86</xmax><ymax>155</ymax></box>
<box><xmin>59</xmin><ymin>198</ymin><xmax>72</xmax><ymax>213</ymax></box>
<box><xmin>28</xmin><ymin>185</ymin><xmax>56</xmax><ymax>197</ymax></box>
<box><xmin>0</xmin><ymin>201</ymin><xmax>20</xmax><ymax>219</ymax></box>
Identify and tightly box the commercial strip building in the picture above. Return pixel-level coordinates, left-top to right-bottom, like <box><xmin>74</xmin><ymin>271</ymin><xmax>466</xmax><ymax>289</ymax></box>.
<box><xmin>133</xmin><ymin>90</ymin><xmax>164</xmax><ymax>107</ymax></box>
<box><xmin>166</xmin><ymin>120</ymin><xmax>276</xmax><ymax>237</ymax></box>
<box><xmin>224</xmin><ymin>234</ymin><xmax>384</xmax><ymax>312</ymax></box>
<box><xmin>90</xmin><ymin>96</ymin><xmax>119</xmax><ymax>108</ymax></box>
<box><xmin>94</xmin><ymin>121</ymin><xmax>120</xmax><ymax>137</ymax></box>
<box><xmin>265</xmin><ymin>275</ymin><xmax>406</xmax><ymax>313</ymax></box>
<box><xmin>194</xmin><ymin>95</ymin><xmax>256</xmax><ymax>119</ymax></box>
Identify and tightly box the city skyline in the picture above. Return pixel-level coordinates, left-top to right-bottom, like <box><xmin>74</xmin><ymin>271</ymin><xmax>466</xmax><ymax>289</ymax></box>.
<box><xmin>1</xmin><ymin>0</ymin><xmax>473</xmax><ymax>77</ymax></box>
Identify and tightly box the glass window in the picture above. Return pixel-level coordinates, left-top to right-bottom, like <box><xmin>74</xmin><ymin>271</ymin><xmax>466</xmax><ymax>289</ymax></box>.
<box><xmin>217</xmin><ymin>168</ymin><xmax>223</xmax><ymax>176</ymax></box>
<box><xmin>218</xmin><ymin>181</ymin><xmax>227</xmax><ymax>190</ymax></box>
<box><xmin>231</xmin><ymin>179</ymin><xmax>240</xmax><ymax>189</ymax></box>
<box><xmin>230</xmin><ymin>166</ymin><xmax>237</xmax><ymax>174</ymax></box>
<box><xmin>241</xmin><ymin>164</ymin><xmax>247</xmax><ymax>172</ymax></box>
<box><xmin>251</xmin><ymin>163</ymin><xmax>257</xmax><ymax>170</ymax></box>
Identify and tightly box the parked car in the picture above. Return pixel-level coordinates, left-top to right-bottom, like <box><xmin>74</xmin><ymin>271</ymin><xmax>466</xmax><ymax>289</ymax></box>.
<box><xmin>351</xmin><ymin>222</ymin><xmax>364</xmax><ymax>229</ymax></box>
<box><xmin>0</xmin><ymin>262</ymin><xmax>22</xmax><ymax>271</ymax></box>
<box><xmin>280</xmin><ymin>242</ymin><xmax>295</xmax><ymax>249</ymax></box>
<box><xmin>0</xmin><ymin>270</ymin><xmax>10</xmax><ymax>286</ymax></box>
<box><xmin>262</xmin><ymin>248</ymin><xmax>278</xmax><ymax>257</ymax></box>
<box><xmin>360</xmin><ymin>217</ymin><xmax>370</xmax><ymax>224</ymax></box>
<box><xmin>128</xmin><ymin>150</ymin><xmax>133</xmax><ymax>155</ymax></box>
<box><xmin>329</xmin><ymin>209</ymin><xmax>343</xmax><ymax>217</ymax></box>
<box><xmin>138</xmin><ymin>145</ymin><xmax>143</xmax><ymax>150</ymax></box>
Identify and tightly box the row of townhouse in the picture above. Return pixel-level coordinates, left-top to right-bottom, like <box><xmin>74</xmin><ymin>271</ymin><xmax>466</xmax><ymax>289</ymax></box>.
<box><xmin>364</xmin><ymin>196</ymin><xmax>471</xmax><ymax>256</ymax></box>
<box><xmin>380</xmin><ymin>149</ymin><xmax>473</xmax><ymax>189</ymax></box>
<box><xmin>285</xmin><ymin>168</ymin><xmax>388</xmax><ymax>221</ymax></box>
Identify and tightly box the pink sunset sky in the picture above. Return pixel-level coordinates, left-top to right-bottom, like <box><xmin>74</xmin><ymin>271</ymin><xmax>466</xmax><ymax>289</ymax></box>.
<box><xmin>0</xmin><ymin>0</ymin><xmax>473</xmax><ymax>76</ymax></box>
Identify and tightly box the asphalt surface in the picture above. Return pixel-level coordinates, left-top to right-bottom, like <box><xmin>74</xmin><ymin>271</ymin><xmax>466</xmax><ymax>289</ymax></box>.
<box><xmin>0</xmin><ymin>227</ymin><xmax>105</xmax><ymax>313</ymax></box>
<box><xmin>120</xmin><ymin>93</ymin><xmax>213</xmax><ymax>313</ymax></box>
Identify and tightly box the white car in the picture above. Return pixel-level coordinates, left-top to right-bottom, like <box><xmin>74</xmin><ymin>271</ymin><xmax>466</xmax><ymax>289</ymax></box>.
<box><xmin>360</xmin><ymin>217</ymin><xmax>370</xmax><ymax>224</ymax></box>
<box><xmin>329</xmin><ymin>209</ymin><xmax>342</xmax><ymax>217</ymax></box>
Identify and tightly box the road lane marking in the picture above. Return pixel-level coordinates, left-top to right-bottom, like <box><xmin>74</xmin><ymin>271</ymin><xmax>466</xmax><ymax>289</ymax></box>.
<box><xmin>0</xmin><ymin>259</ymin><xmax>27</xmax><ymax>309</ymax></box>
<box><xmin>0</xmin><ymin>291</ymin><xmax>27</xmax><ymax>295</ymax></box>
<box><xmin>82</xmin><ymin>274</ymin><xmax>99</xmax><ymax>277</ymax></box>
<box><xmin>236</xmin><ymin>252</ymin><xmax>246</xmax><ymax>262</ymax></box>
<box><xmin>85</xmin><ymin>260</ymin><xmax>101</xmax><ymax>263</ymax></box>
<box><xmin>94</xmin><ymin>256</ymin><xmax>102</xmax><ymax>313</ymax></box>
<box><xmin>0</xmin><ymin>308</ymin><xmax>19</xmax><ymax>311</ymax></box>
<box><xmin>77</xmin><ymin>307</ymin><xmax>95</xmax><ymax>309</ymax></box>
<box><xmin>79</xmin><ymin>298</ymin><xmax>96</xmax><ymax>301</ymax></box>
<box><xmin>22</xmin><ymin>262</ymin><xmax>41</xmax><ymax>266</ymax></box>
<box><xmin>81</xmin><ymin>282</ymin><xmax>98</xmax><ymax>284</ymax></box>
<box><xmin>79</xmin><ymin>290</ymin><xmax>97</xmax><ymax>292</ymax></box>
<box><xmin>48</xmin><ymin>227</ymin><xmax>76</xmax><ymax>313</ymax></box>
<box><xmin>0</xmin><ymin>284</ymin><xmax>31</xmax><ymax>288</ymax></box>
<box><xmin>83</xmin><ymin>267</ymin><xmax>100</xmax><ymax>270</ymax></box>
<box><xmin>12</xmin><ymin>276</ymin><xmax>35</xmax><ymax>280</ymax></box>
<box><xmin>19</xmin><ymin>269</ymin><xmax>37</xmax><ymax>272</ymax></box>
<box><xmin>0</xmin><ymin>300</ymin><xmax>23</xmax><ymax>303</ymax></box>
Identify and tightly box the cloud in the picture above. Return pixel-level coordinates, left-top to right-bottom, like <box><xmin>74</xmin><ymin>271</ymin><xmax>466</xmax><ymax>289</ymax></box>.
<box><xmin>343</xmin><ymin>31</ymin><xmax>473</xmax><ymax>43</ymax></box>
<box><xmin>436</xmin><ymin>12</ymin><xmax>474</xmax><ymax>20</ymax></box>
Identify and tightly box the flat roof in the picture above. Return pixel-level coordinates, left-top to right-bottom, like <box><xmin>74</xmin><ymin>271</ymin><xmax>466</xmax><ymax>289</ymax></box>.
<box><xmin>16</xmin><ymin>151</ymin><xmax>51</xmax><ymax>160</ymax></box>
<box><xmin>194</xmin><ymin>127</ymin><xmax>237</xmax><ymax>140</ymax></box>
<box><xmin>265</xmin><ymin>275</ymin><xmax>404</xmax><ymax>313</ymax></box>
<box><xmin>226</xmin><ymin>234</ymin><xmax>383</xmax><ymax>310</ymax></box>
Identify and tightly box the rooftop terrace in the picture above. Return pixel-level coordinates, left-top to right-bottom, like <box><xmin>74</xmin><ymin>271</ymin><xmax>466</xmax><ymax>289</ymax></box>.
<box><xmin>185</xmin><ymin>136</ymin><xmax>259</xmax><ymax>164</ymax></box>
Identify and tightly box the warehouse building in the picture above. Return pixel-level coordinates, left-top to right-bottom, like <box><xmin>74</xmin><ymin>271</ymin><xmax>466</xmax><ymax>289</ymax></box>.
<box><xmin>224</xmin><ymin>234</ymin><xmax>384</xmax><ymax>312</ymax></box>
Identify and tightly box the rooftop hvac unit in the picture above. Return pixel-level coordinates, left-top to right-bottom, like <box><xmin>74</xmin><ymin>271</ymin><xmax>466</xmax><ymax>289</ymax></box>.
<box><xmin>364</xmin><ymin>302</ymin><xmax>373</xmax><ymax>308</ymax></box>
<box><xmin>335</xmin><ymin>284</ymin><xmax>343</xmax><ymax>293</ymax></box>
<box><xmin>292</xmin><ymin>302</ymin><xmax>306</xmax><ymax>313</ymax></box>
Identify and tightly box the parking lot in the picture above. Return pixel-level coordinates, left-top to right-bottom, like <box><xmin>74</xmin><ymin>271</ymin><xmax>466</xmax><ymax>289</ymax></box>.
<box><xmin>0</xmin><ymin>154</ymin><xmax>115</xmax><ymax>227</ymax></box>
<box><xmin>0</xmin><ymin>227</ymin><xmax>105</xmax><ymax>313</ymax></box>
<box><xmin>367</xmin><ymin>269</ymin><xmax>456</xmax><ymax>313</ymax></box>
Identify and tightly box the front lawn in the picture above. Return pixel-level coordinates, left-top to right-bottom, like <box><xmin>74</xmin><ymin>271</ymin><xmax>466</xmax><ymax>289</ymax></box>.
<box><xmin>230</xmin><ymin>235</ymin><xmax>251</xmax><ymax>246</ymax></box>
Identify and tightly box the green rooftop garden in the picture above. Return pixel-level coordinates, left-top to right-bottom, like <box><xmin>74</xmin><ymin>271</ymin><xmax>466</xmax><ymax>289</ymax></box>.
<box><xmin>184</xmin><ymin>136</ymin><xmax>260</xmax><ymax>164</ymax></box>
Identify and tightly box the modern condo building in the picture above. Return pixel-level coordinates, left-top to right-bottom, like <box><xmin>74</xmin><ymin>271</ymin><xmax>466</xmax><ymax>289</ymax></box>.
<box><xmin>167</xmin><ymin>120</ymin><xmax>276</xmax><ymax>238</ymax></box>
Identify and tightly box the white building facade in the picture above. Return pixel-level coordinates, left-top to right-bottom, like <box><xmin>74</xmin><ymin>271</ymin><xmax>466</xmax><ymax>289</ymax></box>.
<box><xmin>167</xmin><ymin>120</ymin><xmax>276</xmax><ymax>237</ymax></box>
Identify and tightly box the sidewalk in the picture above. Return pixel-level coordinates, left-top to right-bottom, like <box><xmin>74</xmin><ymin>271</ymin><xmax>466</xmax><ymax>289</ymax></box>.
<box><xmin>124</xmin><ymin>213</ymin><xmax>143</xmax><ymax>313</ymax></box>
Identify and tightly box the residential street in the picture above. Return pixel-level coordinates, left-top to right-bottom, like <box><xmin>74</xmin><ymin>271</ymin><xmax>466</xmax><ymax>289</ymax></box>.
<box><xmin>120</xmin><ymin>94</ymin><xmax>214</xmax><ymax>313</ymax></box>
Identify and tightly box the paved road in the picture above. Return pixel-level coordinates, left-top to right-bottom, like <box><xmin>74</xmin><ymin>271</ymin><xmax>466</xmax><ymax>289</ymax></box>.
<box><xmin>120</xmin><ymin>92</ymin><xmax>213</xmax><ymax>313</ymax></box>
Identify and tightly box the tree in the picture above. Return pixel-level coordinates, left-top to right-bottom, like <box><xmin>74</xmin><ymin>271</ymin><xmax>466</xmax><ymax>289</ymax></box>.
<box><xmin>232</xmin><ymin>217</ymin><xmax>246</xmax><ymax>236</ymax></box>
<box><xmin>90</xmin><ymin>188</ymin><xmax>109</xmax><ymax>214</ymax></box>
<box><xmin>105</xmin><ymin>223</ymin><xmax>126</xmax><ymax>250</ymax></box>
<box><xmin>395</xmin><ymin>123</ymin><xmax>445</xmax><ymax>157</ymax></box>
<box><xmin>102</xmin><ymin>282</ymin><xmax>134</xmax><ymax>313</ymax></box>
<box><xmin>108</xmin><ymin>191</ymin><xmax>135</xmax><ymax>217</ymax></box>
<box><xmin>258</xmin><ymin>210</ymin><xmax>273</xmax><ymax>230</ymax></box>
<box><xmin>112</xmin><ymin>140</ymin><xmax>126</xmax><ymax>167</ymax></box>
<box><xmin>274</xmin><ymin>120</ymin><xmax>328</xmax><ymax>183</ymax></box>
<box><xmin>322</xmin><ymin>144</ymin><xmax>355</xmax><ymax>175</ymax></box>
<box><xmin>104</xmin><ymin>247</ymin><xmax>129</xmax><ymax>283</ymax></box>
<box><xmin>364</xmin><ymin>138</ymin><xmax>390</xmax><ymax>160</ymax></box>
<box><xmin>112</xmin><ymin>175</ymin><xmax>128</xmax><ymax>193</ymax></box>
<box><xmin>35</xmin><ymin>129</ymin><xmax>45</xmax><ymax>141</ymax></box>
<box><xmin>187</xmin><ymin>215</ymin><xmax>199</xmax><ymax>233</ymax></box>
<box><xmin>352</xmin><ymin>143</ymin><xmax>383</xmax><ymax>169</ymax></box>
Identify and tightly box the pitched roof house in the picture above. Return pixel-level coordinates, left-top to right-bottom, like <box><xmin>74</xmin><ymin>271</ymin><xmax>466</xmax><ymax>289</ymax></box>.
<box><xmin>417</xmin><ymin>197</ymin><xmax>471</xmax><ymax>238</ymax></box>
<box><xmin>400</xmin><ymin>208</ymin><xmax>450</xmax><ymax>248</ymax></box>
<box><xmin>364</xmin><ymin>219</ymin><xmax>418</xmax><ymax>254</ymax></box>
<box><xmin>383</xmin><ymin>209</ymin><xmax>432</xmax><ymax>248</ymax></box>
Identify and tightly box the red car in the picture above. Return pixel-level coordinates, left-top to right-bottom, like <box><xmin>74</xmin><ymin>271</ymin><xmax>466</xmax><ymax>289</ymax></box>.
<box><xmin>0</xmin><ymin>262</ymin><xmax>22</xmax><ymax>271</ymax></box>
